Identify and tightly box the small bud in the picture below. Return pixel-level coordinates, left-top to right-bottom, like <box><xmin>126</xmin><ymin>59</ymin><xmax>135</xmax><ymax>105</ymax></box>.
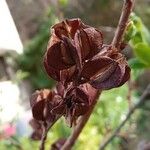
<box><xmin>123</xmin><ymin>21</ymin><xmax>136</xmax><ymax>42</ymax></box>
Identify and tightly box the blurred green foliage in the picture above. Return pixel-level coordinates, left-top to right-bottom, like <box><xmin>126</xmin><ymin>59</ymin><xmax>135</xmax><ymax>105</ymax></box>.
<box><xmin>59</xmin><ymin>0</ymin><xmax>68</xmax><ymax>7</ymax></box>
<box><xmin>0</xmin><ymin>85</ymin><xmax>134</xmax><ymax>150</ymax></box>
<box><xmin>16</xmin><ymin>9</ymin><xmax>59</xmax><ymax>89</ymax></box>
<box><xmin>128</xmin><ymin>13</ymin><xmax>150</xmax><ymax>69</ymax></box>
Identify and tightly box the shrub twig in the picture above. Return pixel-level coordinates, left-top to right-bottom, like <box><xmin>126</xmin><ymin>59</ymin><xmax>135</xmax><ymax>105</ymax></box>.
<box><xmin>39</xmin><ymin>116</ymin><xmax>61</xmax><ymax>150</ymax></box>
<box><xmin>40</xmin><ymin>122</ymin><xmax>47</xmax><ymax>150</ymax></box>
<box><xmin>111</xmin><ymin>0</ymin><xmax>135</xmax><ymax>49</ymax></box>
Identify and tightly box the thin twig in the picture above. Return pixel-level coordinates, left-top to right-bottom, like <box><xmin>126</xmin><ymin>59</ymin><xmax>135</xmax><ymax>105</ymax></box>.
<box><xmin>40</xmin><ymin>122</ymin><xmax>47</xmax><ymax>150</ymax></box>
<box><xmin>39</xmin><ymin>116</ymin><xmax>61</xmax><ymax>150</ymax></box>
<box><xmin>99</xmin><ymin>84</ymin><xmax>150</xmax><ymax>150</ymax></box>
<box><xmin>111</xmin><ymin>0</ymin><xmax>135</xmax><ymax>49</ymax></box>
<box><xmin>61</xmin><ymin>90</ymin><xmax>101</xmax><ymax>150</ymax></box>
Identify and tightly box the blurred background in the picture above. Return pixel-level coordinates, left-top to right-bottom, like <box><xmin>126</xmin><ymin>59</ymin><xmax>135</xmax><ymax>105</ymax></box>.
<box><xmin>0</xmin><ymin>0</ymin><xmax>150</xmax><ymax>149</ymax></box>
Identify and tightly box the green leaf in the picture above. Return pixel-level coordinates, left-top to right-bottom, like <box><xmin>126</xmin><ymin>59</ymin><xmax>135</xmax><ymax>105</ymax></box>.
<box><xmin>124</xmin><ymin>21</ymin><xmax>136</xmax><ymax>42</ymax></box>
<box><xmin>128</xmin><ymin>58</ymin><xmax>148</xmax><ymax>69</ymax></box>
<box><xmin>130</xmin><ymin>32</ymin><xmax>143</xmax><ymax>46</ymax></box>
<box><xmin>130</xmin><ymin>13</ymin><xmax>150</xmax><ymax>45</ymax></box>
<box><xmin>142</xmin><ymin>25</ymin><xmax>150</xmax><ymax>45</ymax></box>
<box><xmin>59</xmin><ymin>0</ymin><xmax>68</xmax><ymax>6</ymax></box>
<box><xmin>130</xmin><ymin>13</ymin><xmax>142</xmax><ymax>31</ymax></box>
<box><xmin>134</xmin><ymin>43</ymin><xmax>150</xmax><ymax>66</ymax></box>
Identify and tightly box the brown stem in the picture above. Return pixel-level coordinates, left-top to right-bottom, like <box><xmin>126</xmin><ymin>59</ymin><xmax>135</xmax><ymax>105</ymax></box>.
<box><xmin>39</xmin><ymin>116</ymin><xmax>61</xmax><ymax>150</ymax></box>
<box><xmin>61</xmin><ymin>90</ymin><xmax>101</xmax><ymax>150</ymax></box>
<box><xmin>40</xmin><ymin>122</ymin><xmax>47</xmax><ymax>150</ymax></box>
<box><xmin>111</xmin><ymin>0</ymin><xmax>135</xmax><ymax>49</ymax></box>
<box><xmin>99</xmin><ymin>84</ymin><xmax>150</xmax><ymax>150</ymax></box>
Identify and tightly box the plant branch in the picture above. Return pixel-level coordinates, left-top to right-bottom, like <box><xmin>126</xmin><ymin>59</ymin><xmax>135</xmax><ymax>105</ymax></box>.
<box><xmin>40</xmin><ymin>116</ymin><xmax>61</xmax><ymax>150</ymax></box>
<box><xmin>99</xmin><ymin>84</ymin><xmax>150</xmax><ymax>150</ymax></box>
<box><xmin>61</xmin><ymin>90</ymin><xmax>101</xmax><ymax>150</ymax></box>
<box><xmin>40</xmin><ymin>122</ymin><xmax>47</xmax><ymax>150</ymax></box>
<box><xmin>111</xmin><ymin>0</ymin><xmax>135</xmax><ymax>48</ymax></box>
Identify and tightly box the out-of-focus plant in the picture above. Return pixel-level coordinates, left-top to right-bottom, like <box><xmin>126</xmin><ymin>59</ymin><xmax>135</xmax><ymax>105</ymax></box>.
<box><xmin>128</xmin><ymin>14</ymin><xmax>150</xmax><ymax>146</ymax></box>
<box><xmin>98</xmin><ymin>13</ymin><xmax>150</xmax><ymax>149</ymax></box>
<box><xmin>128</xmin><ymin>13</ymin><xmax>150</xmax><ymax>70</ymax></box>
<box><xmin>16</xmin><ymin>0</ymin><xmax>70</xmax><ymax>89</ymax></box>
<box><xmin>16</xmin><ymin>9</ymin><xmax>59</xmax><ymax>89</ymax></box>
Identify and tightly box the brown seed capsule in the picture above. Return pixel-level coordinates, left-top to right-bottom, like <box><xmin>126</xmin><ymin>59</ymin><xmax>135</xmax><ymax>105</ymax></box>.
<box><xmin>30</xmin><ymin>89</ymin><xmax>50</xmax><ymax>121</ymax></box>
<box><xmin>88</xmin><ymin>48</ymin><xmax>131</xmax><ymax>90</ymax></box>
<box><xmin>44</xmin><ymin>18</ymin><xmax>103</xmax><ymax>82</ymax></box>
<box><xmin>29</xmin><ymin>119</ymin><xmax>43</xmax><ymax>141</ymax></box>
<box><xmin>30</xmin><ymin>89</ymin><xmax>61</xmax><ymax>121</ymax></box>
<box><xmin>51</xmin><ymin>84</ymin><xmax>96</xmax><ymax>126</ymax></box>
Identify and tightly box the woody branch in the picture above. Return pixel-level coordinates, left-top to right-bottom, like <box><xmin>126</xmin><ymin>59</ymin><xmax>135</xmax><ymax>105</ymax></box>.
<box><xmin>61</xmin><ymin>1</ymin><xmax>135</xmax><ymax>150</ymax></box>
<box><xmin>112</xmin><ymin>0</ymin><xmax>135</xmax><ymax>49</ymax></box>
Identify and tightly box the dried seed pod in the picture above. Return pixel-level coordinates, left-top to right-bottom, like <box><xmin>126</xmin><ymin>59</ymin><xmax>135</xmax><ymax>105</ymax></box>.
<box><xmin>30</xmin><ymin>89</ymin><xmax>50</xmax><ymax>121</ymax></box>
<box><xmin>29</xmin><ymin>119</ymin><xmax>43</xmax><ymax>141</ymax></box>
<box><xmin>74</xmin><ymin>28</ymin><xmax>103</xmax><ymax>60</ymax></box>
<box><xmin>52</xmin><ymin>84</ymin><xmax>96</xmax><ymax>126</ymax></box>
<box><xmin>89</xmin><ymin>51</ymin><xmax>130</xmax><ymax>90</ymax></box>
<box><xmin>46</xmin><ymin>41</ymin><xmax>75</xmax><ymax>70</ymax></box>
<box><xmin>44</xmin><ymin>18</ymin><xmax>130</xmax><ymax>90</ymax></box>
<box><xmin>44</xmin><ymin>18</ymin><xmax>103</xmax><ymax>83</ymax></box>
<box><xmin>30</xmin><ymin>89</ymin><xmax>61</xmax><ymax>121</ymax></box>
<box><xmin>79</xmin><ymin>56</ymin><xmax>117</xmax><ymax>84</ymax></box>
<box><xmin>51</xmin><ymin>18</ymin><xmax>87</xmax><ymax>40</ymax></box>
